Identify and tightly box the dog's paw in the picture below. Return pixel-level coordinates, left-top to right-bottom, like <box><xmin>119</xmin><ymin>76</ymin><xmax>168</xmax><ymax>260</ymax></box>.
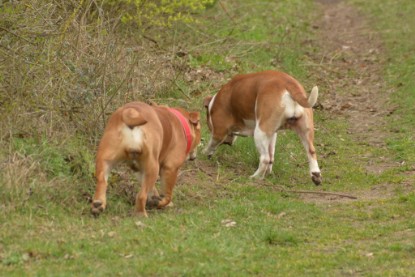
<box><xmin>249</xmin><ymin>173</ymin><xmax>264</xmax><ymax>180</ymax></box>
<box><xmin>146</xmin><ymin>195</ymin><xmax>161</xmax><ymax>209</ymax></box>
<box><xmin>202</xmin><ymin>147</ymin><xmax>214</xmax><ymax>159</ymax></box>
<box><xmin>188</xmin><ymin>152</ymin><xmax>197</xmax><ymax>161</ymax></box>
<box><xmin>134</xmin><ymin>211</ymin><xmax>148</xmax><ymax>218</ymax></box>
<box><xmin>311</xmin><ymin>172</ymin><xmax>322</xmax><ymax>186</ymax></box>
<box><xmin>91</xmin><ymin>200</ymin><xmax>105</xmax><ymax>216</ymax></box>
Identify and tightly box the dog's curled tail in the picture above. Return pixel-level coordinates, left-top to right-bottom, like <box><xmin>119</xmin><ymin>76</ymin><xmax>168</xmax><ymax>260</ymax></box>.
<box><xmin>122</xmin><ymin>108</ymin><xmax>147</xmax><ymax>128</ymax></box>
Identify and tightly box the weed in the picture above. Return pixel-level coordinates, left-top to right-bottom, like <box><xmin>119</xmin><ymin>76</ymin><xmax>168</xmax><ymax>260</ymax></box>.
<box><xmin>264</xmin><ymin>230</ymin><xmax>299</xmax><ymax>246</ymax></box>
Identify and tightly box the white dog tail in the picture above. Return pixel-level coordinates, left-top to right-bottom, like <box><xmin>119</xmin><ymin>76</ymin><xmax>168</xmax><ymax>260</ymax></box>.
<box><xmin>286</xmin><ymin>77</ymin><xmax>319</xmax><ymax>108</ymax></box>
<box><xmin>308</xmin><ymin>86</ymin><xmax>319</xmax><ymax>107</ymax></box>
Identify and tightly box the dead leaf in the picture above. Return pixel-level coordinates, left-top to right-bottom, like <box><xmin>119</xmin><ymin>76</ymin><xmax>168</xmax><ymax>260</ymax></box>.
<box><xmin>365</xmin><ymin>252</ymin><xmax>374</xmax><ymax>258</ymax></box>
<box><xmin>135</xmin><ymin>221</ymin><xmax>146</xmax><ymax>228</ymax></box>
<box><xmin>277</xmin><ymin>212</ymin><xmax>287</xmax><ymax>219</ymax></box>
<box><xmin>22</xmin><ymin>253</ymin><xmax>30</xmax><ymax>262</ymax></box>
<box><xmin>340</xmin><ymin>102</ymin><xmax>353</xmax><ymax>110</ymax></box>
<box><xmin>221</xmin><ymin>219</ymin><xmax>236</xmax><ymax>227</ymax></box>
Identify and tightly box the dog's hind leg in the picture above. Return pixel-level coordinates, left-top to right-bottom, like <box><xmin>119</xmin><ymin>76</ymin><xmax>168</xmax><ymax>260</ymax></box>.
<box><xmin>92</xmin><ymin>125</ymin><xmax>130</xmax><ymax>216</ymax></box>
<box><xmin>266</xmin><ymin>133</ymin><xmax>278</xmax><ymax>175</ymax></box>
<box><xmin>251</xmin><ymin>127</ymin><xmax>273</xmax><ymax>179</ymax></box>
<box><xmin>135</xmin><ymin>160</ymin><xmax>159</xmax><ymax>217</ymax></box>
<box><xmin>252</xmin><ymin>89</ymin><xmax>285</xmax><ymax>178</ymax></box>
<box><xmin>146</xmin><ymin>179</ymin><xmax>162</xmax><ymax>209</ymax></box>
<box><xmin>292</xmin><ymin>110</ymin><xmax>322</xmax><ymax>185</ymax></box>
<box><xmin>92</xmin><ymin>158</ymin><xmax>117</xmax><ymax>216</ymax></box>
<box><xmin>156</xmin><ymin>165</ymin><xmax>179</xmax><ymax>209</ymax></box>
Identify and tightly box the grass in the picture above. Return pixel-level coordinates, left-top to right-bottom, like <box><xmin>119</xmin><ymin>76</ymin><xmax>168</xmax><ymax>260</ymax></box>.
<box><xmin>1</xmin><ymin>0</ymin><xmax>415</xmax><ymax>275</ymax></box>
<box><xmin>350</xmin><ymin>0</ymin><xmax>415</xmax><ymax>166</ymax></box>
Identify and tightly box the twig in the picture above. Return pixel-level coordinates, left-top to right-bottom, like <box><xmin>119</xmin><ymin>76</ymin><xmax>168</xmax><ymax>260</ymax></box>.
<box><xmin>219</xmin><ymin>1</ymin><xmax>235</xmax><ymax>24</ymax></box>
<box><xmin>99</xmin><ymin>41</ymin><xmax>110</xmax><ymax>128</ymax></box>
<box><xmin>190</xmin><ymin>162</ymin><xmax>357</xmax><ymax>200</ymax></box>
<box><xmin>142</xmin><ymin>34</ymin><xmax>160</xmax><ymax>49</ymax></box>
<box><xmin>58</xmin><ymin>0</ymin><xmax>85</xmax><ymax>50</ymax></box>
<box><xmin>216</xmin><ymin>161</ymin><xmax>221</xmax><ymax>182</ymax></box>
<box><xmin>173</xmin><ymin>79</ymin><xmax>191</xmax><ymax>100</ymax></box>
<box><xmin>94</xmin><ymin>55</ymin><xmax>139</xmax><ymax>125</ymax></box>
<box><xmin>0</xmin><ymin>45</ymin><xmax>38</xmax><ymax>65</ymax></box>
<box><xmin>170</xmin><ymin>67</ymin><xmax>191</xmax><ymax>100</ymax></box>
<box><xmin>0</xmin><ymin>26</ymin><xmax>33</xmax><ymax>44</ymax></box>
<box><xmin>284</xmin><ymin>189</ymin><xmax>357</xmax><ymax>199</ymax></box>
<box><xmin>195</xmin><ymin>165</ymin><xmax>216</xmax><ymax>179</ymax></box>
<box><xmin>217</xmin><ymin>0</ymin><xmax>237</xmax><ymax>43</ymax></box>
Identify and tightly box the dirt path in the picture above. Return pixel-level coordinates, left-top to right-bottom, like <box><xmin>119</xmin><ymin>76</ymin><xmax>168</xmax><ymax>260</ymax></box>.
<box><xmin>301</xmin><ymin>0</ymin><xmax>404</xmax><ymax>202</ymax></box>
<box><xmin>314</xmin><ymin>0</ymin><xmax>391</xmax><ymax>150</ymax></box>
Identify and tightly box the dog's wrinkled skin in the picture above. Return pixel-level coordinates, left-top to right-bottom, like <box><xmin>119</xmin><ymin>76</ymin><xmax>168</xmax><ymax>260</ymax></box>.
<box><xmin>92</xmin><ymin>102</ymin><xmax>201</xmax><ymax>217</ymax></box>
<box><xmin>203</xmin><ymin>70</ymin><xmax>322</xmax><ymax>185</ymax></box>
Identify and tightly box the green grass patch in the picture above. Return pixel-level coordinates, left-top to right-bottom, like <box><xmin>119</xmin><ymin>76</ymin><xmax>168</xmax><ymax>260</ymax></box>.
<box><xmin>1</xmin><ymin>0</ymin><xmax>415</xmax><ymax>275</ymax></box>
<box><xmin>351</xmin><ymin>0</ymin><xmax>415</xmax><ymax>166</ymax></box>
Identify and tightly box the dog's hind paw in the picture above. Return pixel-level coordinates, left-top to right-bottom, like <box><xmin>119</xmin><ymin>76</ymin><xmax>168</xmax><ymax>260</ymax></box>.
<box><xmin>91</xmin><ymin>200</ymin><xmax>105</xmax><ymax>216</ymax></box>
<box><xmin>311</xmin><ymin>172</ymin><xmax>322</xmax><ymax>186</ymax></box>
<box><xmin>146</xmin><ymin>195</ymin><xmax>161</xmax><ymax>209</ymax></box>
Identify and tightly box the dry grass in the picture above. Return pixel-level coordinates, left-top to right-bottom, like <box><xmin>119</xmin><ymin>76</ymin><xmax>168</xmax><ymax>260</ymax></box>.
<box><xmin>0</xmin><ymin>0</ymin><xmax>201</xmax><ymax>196</ymax></box>
<box><xmin>0</xmin><ymin>0</ymin><xmax>188</xmax><ymax>144</ymax></box>
<box><xmin>0</xmin><ymin>0</ymin><xmax>226</xmax><ymax>214</ymax></box>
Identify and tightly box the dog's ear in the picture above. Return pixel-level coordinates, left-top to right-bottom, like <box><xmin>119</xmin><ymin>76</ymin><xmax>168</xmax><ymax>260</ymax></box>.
<box><xmin>188</xmin><ymin>112</ymin><xmax>200</xmax><ymax>125</ymax></box>
<box><xmin>203</xmin><ymin>96</ymin><xmax>213</xmax><ymax>108</ymax></box>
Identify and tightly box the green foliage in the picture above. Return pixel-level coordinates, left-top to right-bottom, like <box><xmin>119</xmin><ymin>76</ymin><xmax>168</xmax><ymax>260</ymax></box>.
<box><xmin>350</xmin><ymin>0</ymin><xmax>415</xmax><ymax>165</ymax></box>
<box><xmin>104</xmin><ymin>0</ymin><xmax>216</xmax><ymax>27</ymax></box>
<box><xmin>12</xmin><ymin>137</ymin><xmax>94</xmax><ymax>179</ymax></box>
<box><xmin>264</xmin><ymin>230</ymin><xmax>299</xmax><ymax>246</ymax></box>
<box><xmin>189</xmin><ymin>53</ymin><xmax>232</xmax><ymax>72</ymax></box>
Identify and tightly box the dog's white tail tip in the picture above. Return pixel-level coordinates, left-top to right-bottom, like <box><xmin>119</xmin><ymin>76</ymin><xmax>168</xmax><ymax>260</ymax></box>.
<box><xmin>308</xmin><ymin>86</ymin><xmax>319</xmax><ymax>107</ymax></box>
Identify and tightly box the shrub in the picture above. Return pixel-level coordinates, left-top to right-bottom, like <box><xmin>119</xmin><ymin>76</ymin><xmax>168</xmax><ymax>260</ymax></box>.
<box><xmin>103</xmin><ymin>0</ymin><xmax>216</xmax><ymax>28</ymax></box>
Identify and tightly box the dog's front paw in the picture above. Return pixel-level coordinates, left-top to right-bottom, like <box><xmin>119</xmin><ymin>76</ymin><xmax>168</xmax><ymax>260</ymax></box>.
<box><xmin>202</xmin><ymin>146</ymin><xmax>215</xmax><ymax>158</ymax></box>
<box><xmin>250</xmin><ymin>173</ymin><xmax>265</xmax><ymax>180</ymax></box>
<box><xmin>188</xmin><ymin>151</ymin><xmax>197</xmax><ymax>161</ymax></box>
<box><xmin>91</xmin><ymin>200</ymin><xmax>106</xmax><ymax>217</ymax></box>
<box><xmin>311</xmin><ymin>172</ymin><xmax>322</xmax><ymax>186</ymax></box>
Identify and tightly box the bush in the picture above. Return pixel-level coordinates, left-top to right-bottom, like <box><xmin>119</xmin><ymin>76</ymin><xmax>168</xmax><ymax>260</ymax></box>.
<box><xmin>103</xmin><ymin>0</ymin><xmax>216</xmax><ymax>28</ymax></box>
<box><xmin>0</xmin><ymin>0</ymin><xmax>199</xmax><ymax>143</ymax></box>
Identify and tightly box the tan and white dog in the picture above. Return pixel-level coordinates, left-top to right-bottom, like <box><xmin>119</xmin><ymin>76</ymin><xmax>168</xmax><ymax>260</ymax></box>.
<box><xmin>91</xmin><ymin>101</ymin><xmax>201</xmax><ymax>217</ymax></box>
<box><xmin>203</xmin><ymin>70</ymin><xmax>322</xmax><ymax>185</ymax></box>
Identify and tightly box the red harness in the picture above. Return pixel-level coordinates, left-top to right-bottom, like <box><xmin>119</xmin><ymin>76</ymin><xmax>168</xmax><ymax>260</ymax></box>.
<box><xmin>168</xmin><ymin>108</ymin><xmax>192</xmax><ymax>155</ymax></box>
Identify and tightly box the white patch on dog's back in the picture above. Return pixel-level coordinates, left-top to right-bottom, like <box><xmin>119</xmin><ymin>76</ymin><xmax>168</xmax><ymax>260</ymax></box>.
<box><xmin>282</xmin><ymin>90</ymin><xmax>304</xmax><ymax>118</ymax></box>
<box><xmin>121</xmin><ymin>125</ymin><xmax>144</xmax><ymax>150</ymax></box>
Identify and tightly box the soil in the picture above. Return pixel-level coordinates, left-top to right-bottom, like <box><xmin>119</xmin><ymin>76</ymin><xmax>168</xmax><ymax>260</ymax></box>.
<box><xmin>299</xmin><ymin>0</ymin><xmax>411</xmax><ymax>203</ymax></box>
<box><xmin>312</xmin><ymin>1</ymin><xmax>389</xmax><ymax>147</ymax></box>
